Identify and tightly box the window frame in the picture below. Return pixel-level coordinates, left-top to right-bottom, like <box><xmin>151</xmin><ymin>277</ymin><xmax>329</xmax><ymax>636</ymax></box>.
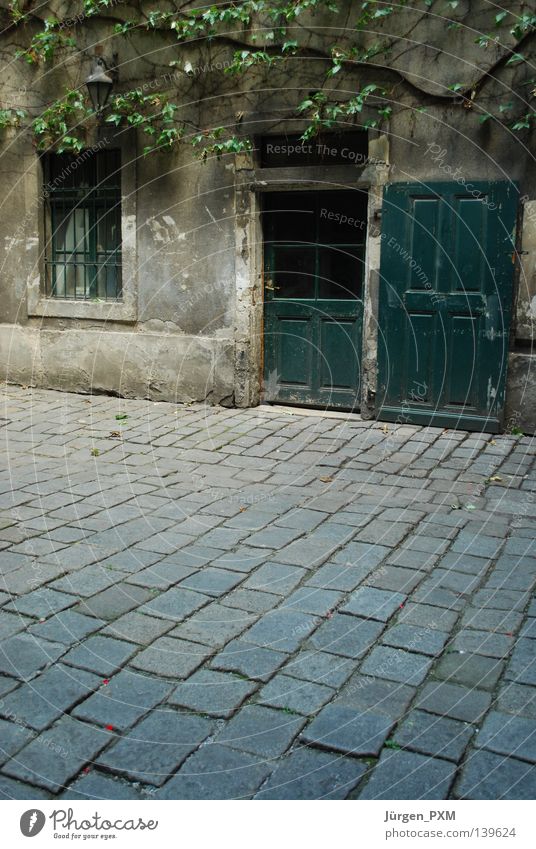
<box><xmin>28</xmin><ymin>131</ymin><xmax>137</xmax><ymax>322</ymax></box>
<box><xmin>44</xmin><ymin>148</ymin><xmax>123</xmax><ymax>302</ymax></box>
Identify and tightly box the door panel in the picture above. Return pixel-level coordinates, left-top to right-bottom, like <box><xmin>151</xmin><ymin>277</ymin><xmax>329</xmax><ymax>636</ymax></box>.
<box><xmin>263</xmin><ymin>190</ymin><xmax>367</xmax><ymax>409</ymax></box>
<box><xmin>377</xmin><ymin>181</ymin><xmax>517</xmax><ymax>432</ymax></box>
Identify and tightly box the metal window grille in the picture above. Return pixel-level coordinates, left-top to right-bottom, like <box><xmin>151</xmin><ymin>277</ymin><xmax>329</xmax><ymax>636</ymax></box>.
<box><xmin>44</xmin><ymin>148</ymin><xmax>122</xmax><ymax>300</ymax></box>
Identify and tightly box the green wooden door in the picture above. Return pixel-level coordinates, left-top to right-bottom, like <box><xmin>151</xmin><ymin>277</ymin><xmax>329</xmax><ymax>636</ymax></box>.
<box><xmin>263</xmin><ymin>190</ymin><xmax>366</xmax><ymax>409</ymax></box>
<box><xmin>377</xmin><ymin>181</ymin><xmax>517</xmax><ymax>432</ymax></box>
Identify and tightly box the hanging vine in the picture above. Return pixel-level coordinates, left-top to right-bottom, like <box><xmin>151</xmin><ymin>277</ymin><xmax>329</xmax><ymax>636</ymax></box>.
<box><xmin>0</xmin><ymin>0</ymin><xmax>534</xmax><ymax>155</ymax></box>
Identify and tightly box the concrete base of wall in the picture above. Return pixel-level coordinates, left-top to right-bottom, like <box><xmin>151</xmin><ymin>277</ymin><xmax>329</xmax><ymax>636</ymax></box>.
<box><xmin>2</xmin><ymin>325</ymin><xmax>535</xmax><ymax>433</ymax></box>
<box><xmin>0</xmin><ymin>325</ymin><xmax>235</xmax><ymax>405</ymax></box>
<box><xmin>505</xmin><ymin>351</ymin><xmax>536</xmax><ymax>434</ymax></box>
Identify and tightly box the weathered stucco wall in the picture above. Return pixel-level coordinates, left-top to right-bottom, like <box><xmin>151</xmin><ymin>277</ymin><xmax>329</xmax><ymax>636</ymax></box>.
<box><xmin>0</xmin><ymin>0</ymin><xmax>534</xmax><ymax>428</ymax></box>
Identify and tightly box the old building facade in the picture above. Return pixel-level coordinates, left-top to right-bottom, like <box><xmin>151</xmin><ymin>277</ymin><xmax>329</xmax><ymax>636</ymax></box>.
<box><xmin>0</xmin><ymin>1</ymin><xmax>534</xmax><ymax>432</ymax></box>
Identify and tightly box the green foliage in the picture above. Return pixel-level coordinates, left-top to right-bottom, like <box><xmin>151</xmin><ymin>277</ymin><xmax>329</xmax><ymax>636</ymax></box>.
<box><xmin>4</xmin><ymin>0</ymin><xmax>534</xmax><ymax>153</ymax></box>
<box><xmin>32</xmin><ymin>89</ymin><xmax>89</xmax><ymax>152</ymax></box>
<box><xmin>0</xmin><ymin>107</ymin><xmax>27</xmax><ymax>129</ymax></box>
<box><xmin>16</xmin><ymin>18</ymin><xmax>76</xmax><ymax>64</ymax></box>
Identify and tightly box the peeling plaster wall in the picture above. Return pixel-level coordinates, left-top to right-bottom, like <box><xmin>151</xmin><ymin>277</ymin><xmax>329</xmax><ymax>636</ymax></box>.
<box><xmin>0</xmin><ymin>0</ymin><xmax>534</xmax><ymax>428</ymax></box>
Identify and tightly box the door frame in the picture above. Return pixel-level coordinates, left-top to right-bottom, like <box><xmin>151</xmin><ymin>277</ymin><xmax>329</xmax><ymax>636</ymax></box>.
<box><xmin>232</xmin><ymin>139</ymin><xmax>391</xmax><ymax>414</ymax></box>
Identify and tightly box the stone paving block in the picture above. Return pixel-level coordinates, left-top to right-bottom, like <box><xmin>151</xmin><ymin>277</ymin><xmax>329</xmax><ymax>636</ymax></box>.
<box><xmin>130</xmin><ymin>636</ymin><xmax>211</xmax><ymax>679</ymax></box>
<box><xmin>255</xmin><ymin>746</ymin><xmax>367</xmax><ymax>799</ymax></box>
<box><xmin>102</xmin><ymin>611</ymin><xmax>174</xmax><ymax>645</ymax></box>
<box><xmin>0</xmin><ymin>775</ymin><xmax>51</xmax><ymax>800</ymax></box>
<box><xmin>439</xmin><ymin>552</ymin><xmax>491</xmax><ymax>576</ymax></box>
<box><xmin>471</xmin><ymin>588</ymin><xmax>529</xmax><ymax>611</ymax></box>
<box><xmin>277</xmin><ymin>509</ymin><xmax>328</xmax><ymax>531</ymax></box>
<box><xmin>358</xmin><ymin>749</ymin><xmax>456</xmax><ymax>800</ymax></box>
<box><xmin>400</xmin><ymin>535</ymin><xmax>449</xmax><ymax>555</ymax></box>
<box><xmin>475</xmin><ymin>711</ymin><xmax>536</xmax><ymax>762</ymax></box>
<box><xmin>63</xmin><ymin>635</ymin><xmax>137</xmax><ymax>677</ymax></box>
<box><xmin>205</xmin><ymin>549</ymin><xmax>268</xmax><ymax>574</ymax></box>
<box><xmin>72</xmin><ymin>669</ymin><xmax>172</xmax><ymax>731</ymax></box>
<box><xmin>93</xmin><ymin>548</ymin><xmax>161</xmax><ymax>573</ymax></box>
<box><xmin>96</xmin><ymin>710</ymin><xmax>213</xmax><ymax>786</ymax></box>
<box><xmin>216</xmin><ymin>705</ymin><xmax>305</xmax><ymax>758</ymax></box>
<box><xmin>451</xmin><ymin>629</ymin><xmax>513</xmax><ymax>659</ymax></box>
<box><xmin>451</xmin><ymin>532</ymin><xmax>502</xmax><ymax>558</ymax></box>
<box><xmin>504</xmin><ymin>537</ymin><xmax>536</xmax><ymax>556</ymax></box>
<box><xmin>302</xmin><ymin>704</ymin><xmax>392</xmax><ymax>756</ymax></box>
<box><xmin>138</xmin><ymin>587</ymin><xmax>210</xmax><ymax>622</ymax></box>
<box><xmin>309</xmin><ymin>615</ymin><xmax>384</xmax><ymax>660</ymax></box>
<box><xmin>416</xmin><ymin>681</ymin><xmax>491</xmax><ymax>723</ymax></box>
<box><xmin>504</xmin><ymin>638</ymin><xmax>536</xmax><ymax>686</ymax></box>
<box><xmin>433</xmin><ymin>653</ymin><xmax>504</xmax><ymax>691</ymax></box>
<box><xmin>381</xmin><ymin>623</ymin><xmax>449</xmax><ymax>656</ymax></box>
<box><xmin>28</xmin><ymin>609</ymin><xmax>104</xmax><ymax>645</ymax></box>
<box><xmin>76</xmin><ymin>583</ymin><xmax>153</xmax><ymax>620</ymax></box>
<box><xmin>0</xmin><ymin>676</ymin><xmax>18</xmax><ymax>698</ymax></box>
<box><xmin>412</xmin><ymin>584</ymin><xmax>466</xmax><ymax>610</ymax></box>
<box><xmin>178</xmin><ymin>567</ymin><xmax>244</xmax><ymax>597</ymax></box>
<box><xmin>335</xmin><ymin>674</ymin><xmax>415</xmax><ymax>719</ymax></box>
<box><xmin>425</xmin><ymin>569</ymin><xmax>480</xmax><ymax>595</ymax></box>
<box><xmin>242</xmin><ymin>608</ymin><xmax>320</xmax><ymax>653</ymax></box>
<box><xmin>5</xmin><ymin>588</ymin><xmax>76</xmax><ymax>619</ymax></box>
<box><xmin>3</xmin><ymin>716</ymin><xmax>113</xmax><ymax>793</ymax></box>
<box><xmin>168</xmin><ymin>669</ymin><xmax>257</xmax><ymax>718</ymax></box>
<box><xmin>0</xmin><ymin>718</ymin><xmax>34</xmax><ymax>766</ymax></box>
<box><xmin>246</xmin><ymin>526</ymin><xmax>304</xmax><ymax>549</ymax></box>
<box><xmin>519</xmin><ymin>618</ymin><xmax>536</xmax><ymax>639</ymax></box>
<box><xmin>283</xmin><ymin>651</ymin><xmax>356</xmax><ymax>689</ymax></box>
<box><xmin>41</xmin><ymin>543</ymin><xmax>110</xmax><ymax>571</ymax></box>
<box><xmin>211</xmin><ymin>638</ymin><xmax>288</xmax><ymax>682</ymax></box>
<box><xmin>62</xmin><ymin>771</ymin><xmax>144</xmax><ymax>800</ymax></box>
<box><xmin>197</xmin><ymin>528</ymin><xmax>248</xmax><ymax>550</ymax></box>
<box><xmin>243</xmin><ymin>563</ymin><xmax>307</xmax><ymax>595</ymax></box>
<box><xmin>366</xmin><ymin>566</ymin><xmax>425</xmax><ymax>593</ymax></box>
<box><xmin>460</xmin><ymin>607</ymin><xmax>523</xmax><ymax>634</ymax></box>
<box><xmin>281</xmin><ymin>587</ymin><xmax>344</xmax><ymax>616</ymax></box>
<box><xmin>396</xmin><ymin>602</ymin><xmax>458</xmax><ymax>632</ymax></box>
<box><xmin>305</xmin><ymin>561</ymin><xmax>372</xmax><ymax>592</ymax></box>
<box><xmin>221</xmin><ymin>588</ymin><xmax>281</xmax><ymax>614</ymax></box>
<box><xmin>157</xmin><ymin>743</ymin><xmax>271</xmax><ymax>800</ymax></box>
<box><xmin>0</xmin><ymin>611</ymin><xmax>31</xmax><ymax>640</ymax></box>
<box><xmin>257</xmin><ymin>673</ymin><xmax>333</xmax><ymax>716</ymax></box>
<box><xmin>361</xmin><ymin>646</ymin><xmax>432</xmax><ymax>685</ymax></box>
<box><xmin>497</xmin><ymin>683</ymin><xmax>536</xmax><ymax>719</ymax></box>
<box><xmin>0</xmin><ymin>633</ymin><xmax>65</xmax><ymax>681</ymax></box>
<box><xmin>276</xmin><ymin>536</ymin><xmax>338</xmax><ymax>568</ymax></box>
<box><xmin>387</xmin><ymin>549</ymin><xmax>439</xmax><ymax>572</ymax></box>
<box><xmin>455</xmin><ymin>749</ymin><xmax>536</xmax><ymax>800</ymax></box>
<box><xmin>355</xmin><ymin>520</ymin><xmax>411</xmax><ymax>548</ymax></box>
<box><xmin>51</xmin><ymin>564</ymin><xmax>128</xmax><ymax>598</ymax></box>
<box><xmin>0</xmin><ymin>663</ymin><xmax>100</xmax><ymax>731</ymax></box>
<box><xmin>340</xmin><ymin>587</ymin><xmax>406</xmax><ymax>622</ymax></box>
<box><xmin>170</xmin><ymin>602</ymin><xmax>253</xmax><ymax>648</ymax></box>
<box><xmin>333</xmin><ymin>541</ymin><xmax>390</xmax><ymax>568</ymax></box>
<box><xmin>393</xmin><ymin>709</ymin><xmax>474</xmax><ymax>762</ymax></box>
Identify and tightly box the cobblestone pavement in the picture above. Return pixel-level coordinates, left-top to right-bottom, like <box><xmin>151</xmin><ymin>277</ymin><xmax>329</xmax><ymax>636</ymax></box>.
<box><xmin>0</xmin><ymin>386</ymin><xmax>535</xmax><ymax>800</ymax></box>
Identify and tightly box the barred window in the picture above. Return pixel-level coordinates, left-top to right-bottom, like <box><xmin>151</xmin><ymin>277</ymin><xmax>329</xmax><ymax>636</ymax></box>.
<box><xmin>44</xmin><ymin>148</ymin><xmax>122</xmax><ymax>300</ymax></box>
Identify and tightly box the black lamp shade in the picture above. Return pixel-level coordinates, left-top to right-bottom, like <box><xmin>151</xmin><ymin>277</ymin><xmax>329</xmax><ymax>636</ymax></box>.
<box><xmin>85</xmin><ymin>59</ymin><xmax>114</xmax><ymax>114</ymax></box>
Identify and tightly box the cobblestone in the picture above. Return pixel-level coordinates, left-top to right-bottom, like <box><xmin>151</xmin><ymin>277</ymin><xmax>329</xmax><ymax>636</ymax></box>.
<box><xmin>0</xmin><ymin>387</ymin><xmax>535</xmax><ymax>799</ymax></box>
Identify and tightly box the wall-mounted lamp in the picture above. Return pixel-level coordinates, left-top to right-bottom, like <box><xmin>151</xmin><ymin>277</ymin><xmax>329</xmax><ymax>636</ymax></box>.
<box><xmin>85</xmin><ymin>57</ymin><xmax>115</xmax><ymax>115</ymax></box>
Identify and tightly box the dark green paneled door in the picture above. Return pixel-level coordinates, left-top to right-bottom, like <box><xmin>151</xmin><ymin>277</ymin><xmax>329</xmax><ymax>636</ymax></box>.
<box><xmin>263</xmin><ymin>190</ymin><xmax>367</xmax><ymax>409</ymax></box>
<box><xmin>377</xmin><ymin>181</ymin><xmax>517</xmax><ymax>433</ymax></box>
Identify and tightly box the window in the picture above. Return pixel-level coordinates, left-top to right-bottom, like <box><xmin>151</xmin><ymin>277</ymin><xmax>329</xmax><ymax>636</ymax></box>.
<box><xmin>44</xmin><ymin>149</ymin><xmax>122</xmax><ymax>300</ymax></box>
<box><xmin>263</xmin><ymin>190</ymin><xmax>368</xmax><ymax>300</ymax></box>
